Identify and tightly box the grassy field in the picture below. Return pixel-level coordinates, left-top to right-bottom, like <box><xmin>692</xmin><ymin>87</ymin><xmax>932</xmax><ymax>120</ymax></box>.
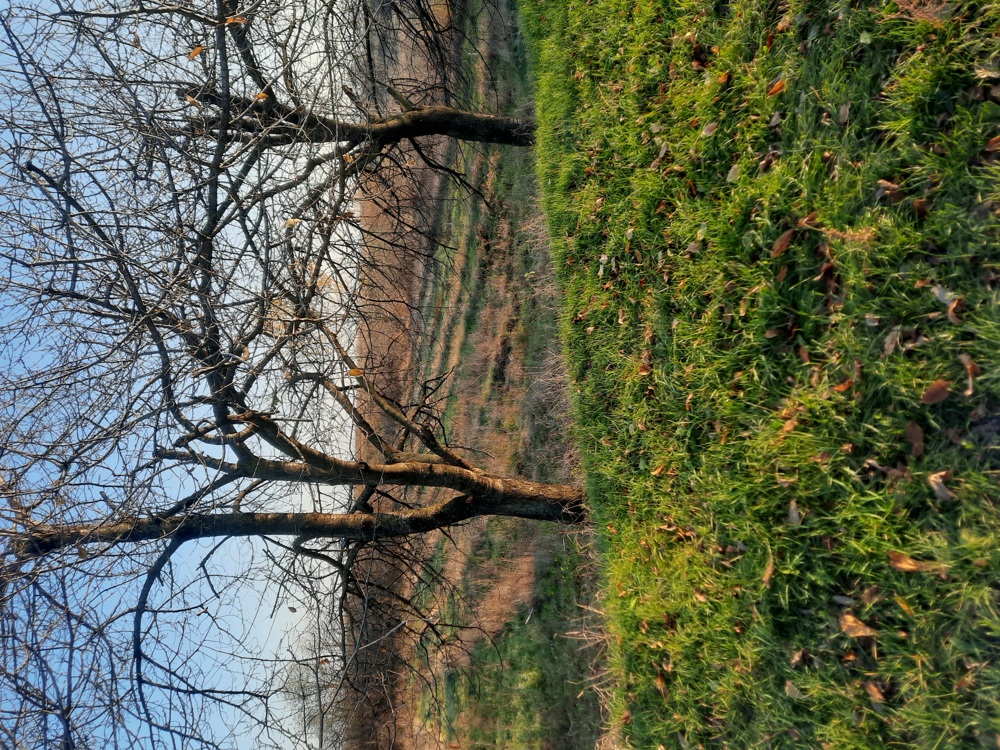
<box><xmin>521</xmin><ymin>0</ymin><xmax>1000</xmax><ymax>746</ymax></box>
<box><xmin>393</xmin><ymin>1</ymin><xmax>606</xmax><ymax>745</ymax></box>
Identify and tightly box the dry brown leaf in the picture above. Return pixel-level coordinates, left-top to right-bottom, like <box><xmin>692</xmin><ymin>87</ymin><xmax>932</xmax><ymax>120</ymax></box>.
<box><xmin>797</xmin><ymin>211</ymin><xmax>820</xmax><ymax>229</ymax></box>
<box><xmin>188</xmin><ymin>45</ymin><xmax>206</xmax><ymax>60</ymax></box>
<box><xmin>651</xmin><ymin>464</ymin><xmax>666</xmax><ymax>477</ymax></box>
<box><xmin>790</xmin><ymin>647</ymin><xmax>810</xmax><ymax>668</ymax></box>
<box><xmin>839</xmin><ymin>613</ymin><xmax>878</xmax><ymax>638</ymax></box>
<box><xmin>920</xmin><ymin>379</ymin><xmax>951</xmax><ymax>405</ymax></box>
<box><xmin>764</xmin><ymin>328</ymin><xmax>781</xmax><ymax>339</ymax></box>
<box><xmin>782</xmin><ymin>417</ymin><xmax>798</xmax><ymax>433</ymax></box>
<box><xmin>762</xmin><ymin>554</ymin><xmax>775</xmax><ymax>586</ymax></box>
<box><xmin>958</xmin><ymin>353</ymin><xmax>981</xmax><ymax>396</ymax></box>
<box><xmin>771</xmin><ymin>228</ymin><xmax>795</xmax><ymax>258</ymax></box>
<box><xmin>655</xmin><ymin>672</ymin><xmax>670</xmax><ymax>699</ymax></box>
<box><xmin>927</xmin><ymin>470</ymin><xmax>955</xmax><ymax>501</ymax></box>
<box><xmin>776</xmin><ymin>265</ymin><xmax>789</xmax><ymax>283</ymax></box>
<box><xmin>888</xmin><ymin>550</ymin><xmax>932</xmax><ymax>573</ymax></box>
<box><xmin>788</xmin><ymin>499</ymin><xmax>802</xmax><ymax>525</ymax></box>
<box><xmin>863</xmin><ymin>680</ymin><xmax>885</xmax><ymax>710</ymax></box>
<box><xmin>183</xmin><ymin>93</ymin><xmax>203</xmax><ymax>108</ymax></box>
<box><xmin>638</xmin><ymin>350</ymin><xmax>653</xmax><ymax>376</ymax></box>
<box><xmin>882</xmin><ymin>327</ymin><xmax>901</xmax><ymax>359</ymax></box>
<box><xmin>225</xmin><ymin>14</ymin><xmax>249</xmax><ymax>24</ymax></box>
<box><xmin>894</xmin><ymin>595</ymin><xmax>914</xmax><ymax>617</ymax></box>
<box><xmin>947</xmin><ymin>296</ymin><xmax>964</xmax><ymax>324</ymax></box>
<box><xmin>702</xmin><ymin>122</ymin><xmax>718</xmax><ymax>136</ymax></box>
<box><xmin>347</xmin><ymin>368</ymin><xmax>364</xmax><ymax>377</ymax></box>
<box><xmin>768</xmin><ymin>79</ymin><xmax>786</xmax><ymax>96</ymax></box>
<box><xmin>986</xmin><ymin>134</ymin><xmax>1000</xmax><ymax>152</ymax></box>
<box><xmin>832</xmin><ymin>378</ymin><xmax>854</xmax><ymax>393</ymax></box>
<box><xmin>955</xmin><ymin>670</ymin><xmax>977</xmax><ymax>690</ymax></box>
<box><xmin>888</xmin><ymin>550</ymin><xmax>949</xmax><ymax>578</ymax></box>
<box><xmin>838</xmin><ymin>102</ymin><xmax>851</xmax><ymax>126</ymax></box>
<box><xmin>785</xmin><ymin>680</ymin><xmax>805</xmax><ymax>699</ymax></box>
<box><xmin>904</xmin><ymin>421</ymin><xmax>924</xmax><ymax>457</ymax></box>
<box><xmin>876</xmin><ymin>179</ymin><xmax>906</xmax><ymax>203</ymax></box>
<box><xmin>283</xmin><ymin>218</ymin><xmax>302</xmax><ymax>228</ymax></box>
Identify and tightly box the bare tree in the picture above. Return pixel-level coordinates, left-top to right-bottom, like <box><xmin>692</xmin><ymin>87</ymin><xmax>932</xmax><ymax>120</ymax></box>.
<box><xmin>0</xmin><ymin>2</ymin><xmax>577</xmax><ymax>748</ymax></box>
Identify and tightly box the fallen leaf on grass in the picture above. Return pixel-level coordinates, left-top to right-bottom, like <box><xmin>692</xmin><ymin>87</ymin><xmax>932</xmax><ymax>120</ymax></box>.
<box><xmin>958</xmin><ymin>353</ymin><xmax>981</xmax><ymax>396</ymax></box>
<box><xmin>762</xmin><ymin>553</ymin><xmax>775</xmax><ymax>586</ymax></box>
<box><xmin>955</xmin><ymin>669</ymin><xmax>978</xmax><ymax>690</ymax></box>
<box><xmin>947</xmin><ymin>297</ymin><xmax>964</xmax><ymax>324</ymax></box>
<box><xmin>840</xmin><ymin>613</ymin><xmax>877</xmax><ymax>638</ymax></box>
<box><xmin>638</xmin><ymin>350</ymin><xmax>653</xmax><ymax>376</ymax></box>
<box><xmin>876</xmin><ymin>179</ymin><xmax>905</xmax><ymax>203</ymax></box>
<box><xmin>920</xmin><ymin>379</ymin><xmax>951</xmax><ymax>405</ymax></box>
<box><xmin>904</xmin><ymin>422</ymin><xmax>924</xmax><ymax>457</ymax></box>
<box><xmin>894</xmin><ymin>595</ymin><xmax>914</xmax><ymax>617</ymax></box>
<box><xmin>888</xmin><ymin>550</ymin><xmax>949</xmax><ymax>578</ymax></box>
<box><xmin>863</xmin><ymin>680</ymin><xmax>885</xmax><ymax>712</ymax></box>
<box><xmin>790</xmin><ymin>647</ymin><xmax>810</xmax><ymax>668</ymax></box>
<box><xmin>785</xmin><ymin>680</ymin><xmax>805</xmax><ymax>699</ymax></box>
<box><xmin>768</xmin><ymin>79</ymin><xmax>786</xmax><ymax>96</ymax></box>
<box><xmin>882</xmin><ymin>327</ymin><xmax>901</xmax><ymax>358</ymax></box>
<box><xmin>986</xmin><ymin>134</ymin><xmax>1000</xmax><ymax>152</ymax></box>
<box><xmin>832</xmin><ymin>378</ymin><xmax>854</xmax><ymax>393</ymax></box>
<box><xmin>838</xmin><ymin>102</ymin><xmax>851</xmax><ymax>126</ymax></box>
<box><xmin>702</xmin><ymin>122</ymin><xmax>718</xmax><ymax>136</ymax></box>
<box><xmin>788</xmin><ymin>499</ymin><xmax>802</xmax><ymax>525</ymax></box>
<box><xmin>655</xmin><ymin>671</ymin><xmax>670</xmax><ymax>699</ymax></box>
<box><xmin>927</xmin><ymin>470</ymin><xmax>955</xmax><ymax>501</ymax></box>
<box><xmin>771</xmin><ymin>228</ymin><xmax>795</xmax><ymax>258</ymax></box>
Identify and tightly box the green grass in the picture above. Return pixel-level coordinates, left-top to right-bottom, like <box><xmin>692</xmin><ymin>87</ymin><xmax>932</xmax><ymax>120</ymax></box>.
<box><xmin>521</xmin><ymin>0</ymin><xmax>1000</xmax><ymax>746</ymax></box>
<box><xmin>445</xmin><ymin>539</ymin><xmax>603</xmax><ymax>750</ymax></box>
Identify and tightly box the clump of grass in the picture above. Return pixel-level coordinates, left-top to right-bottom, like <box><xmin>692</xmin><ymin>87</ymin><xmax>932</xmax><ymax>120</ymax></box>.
<box><xmin>522</xmin><ymin>0</ymin><xmax>1000</xmax><ymax>745</ymax></box>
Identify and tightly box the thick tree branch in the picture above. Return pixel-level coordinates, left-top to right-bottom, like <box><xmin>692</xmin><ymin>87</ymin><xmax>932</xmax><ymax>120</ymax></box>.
<box><xmin>16</xmin><ymin>486</ymin><xmax>586</xmax><ymax>558</ymax></box>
